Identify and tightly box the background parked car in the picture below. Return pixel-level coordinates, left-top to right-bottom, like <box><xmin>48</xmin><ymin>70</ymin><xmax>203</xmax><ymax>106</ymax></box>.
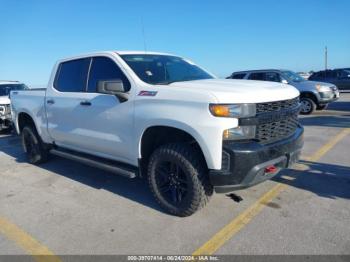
<box><xmin>227</xmin><ymin>69</ymin><xmax>339</xmax><ymax>115</ymax></box>
<box><xmin>309</xmin><ymin>69</ymin><xmax>350</xmax><ymax>91</ymax></box>
<box><xmin>0</xmin><ymin>81</ymin><xmax>28</xmax><ymax>132</ymax></box>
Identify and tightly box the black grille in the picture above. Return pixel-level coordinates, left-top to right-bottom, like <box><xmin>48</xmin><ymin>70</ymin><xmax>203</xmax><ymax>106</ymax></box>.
<box><xmin>256</xmin><ymin>97</ymin><xmax>299</xmax><ymax>113</ymax></box>
<box><xmin>256</xmin><ymin>114</ymin><xmax>299</xmax><ymax>144</ymax></box>
<box><xmin>255</xmin><ymin>97</ymin><xmax>300</xmax><ymax>144</ymax></box>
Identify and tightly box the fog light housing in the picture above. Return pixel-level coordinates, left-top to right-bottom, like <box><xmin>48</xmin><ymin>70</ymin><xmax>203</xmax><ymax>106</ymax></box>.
<box><xmin>223</xmin><ymin>126</ymin><xmax>256</xmax><ymax>141</ymax></box>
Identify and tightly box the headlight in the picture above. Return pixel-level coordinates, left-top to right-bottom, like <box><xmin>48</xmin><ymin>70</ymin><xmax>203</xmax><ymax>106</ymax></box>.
<box><xmin>0</xmin><ymin>105</ymin><xmax>11</xmax><ymax>115</ymax></box>
<box><xmin>223</xmin><ymin>126</ymin><xmax>256</xmax><ymax>141</ymax></box>
<box><xmin>316</xmin><ymin>84</ymin><xmax>331</xmax><ymax>92</ymax></box>
<box><xmin>209</xmin><ymin>104</ymin><xmax>256</xmax><ymax>118</ymax></box>
<box><xmin>6</xmin><ymin>104</ymin><xmax>11</xmax><ymax>113</ymax></box>
<box><xmin>0</xmin><ymin>105</ymin><xmax>5</xmax><ymax>116</ymax></box>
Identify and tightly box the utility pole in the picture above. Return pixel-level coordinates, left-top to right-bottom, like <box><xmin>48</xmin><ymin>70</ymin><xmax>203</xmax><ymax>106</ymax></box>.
<box><xmin>325</xmin><ymin>46</ymin><xmax>328</xmax><ymax>71</ymax></box>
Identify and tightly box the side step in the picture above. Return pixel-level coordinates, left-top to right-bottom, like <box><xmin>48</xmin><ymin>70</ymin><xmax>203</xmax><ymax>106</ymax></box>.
<box><xmin>50</xmin><ymin>149</ymin><xmax>137</xmax><ymax>178</ymax></box>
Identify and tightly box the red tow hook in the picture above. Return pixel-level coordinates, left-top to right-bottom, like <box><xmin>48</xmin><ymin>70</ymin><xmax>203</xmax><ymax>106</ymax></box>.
<box><xmin>264</xmin><ymin>165</ymin><xmax>278</xmax><ymax>174</ymax></box>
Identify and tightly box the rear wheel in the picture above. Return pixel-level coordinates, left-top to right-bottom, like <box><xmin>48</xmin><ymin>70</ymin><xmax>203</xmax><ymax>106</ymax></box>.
<box><xmin>300</xmin><ymin>97</ymin><xmax>316</xmax><ymax>115</ymax></box>
<box><xmin>22</xmin><ymin>126</ymin><xmax>49</xmax><ymax>164</ymax></box>
<box><xmin>147</xmin><ymin>143</ymin><xmax>212</xmax><ymax>217</ymax></box>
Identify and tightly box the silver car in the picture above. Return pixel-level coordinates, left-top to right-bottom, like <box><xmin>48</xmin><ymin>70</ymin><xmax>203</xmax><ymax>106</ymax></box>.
<box><xmin>227</xmin><ymin>70</ymin><xmax>340</xmax><ymax>114</ymax></box>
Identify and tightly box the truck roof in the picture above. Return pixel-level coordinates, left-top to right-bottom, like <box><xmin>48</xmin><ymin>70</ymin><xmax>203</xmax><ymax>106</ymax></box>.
<box><xmin>115</xmin><ymin>51</ymin><xmax>176</xmax><ymax>56</ymax></box>
<box><xmin>232</xmin><ymin>69</ymin><xmax>288</xmax><ymax>74</ymax></box>
<box><xmin>59</xmin><ymin>51</ymin><xmax>178</xmax><ymax>62</ymax></box>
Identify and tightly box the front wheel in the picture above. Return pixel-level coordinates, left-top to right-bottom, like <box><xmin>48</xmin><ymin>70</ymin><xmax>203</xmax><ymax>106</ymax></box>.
<box><xmin>147</xmin><ymin>143</ymin><xmax>213</xmax><ymax>217</ymax></box>
<box><xmin>300</xmin><ymin>98</ymin><xmax>316</xmax><ymax>115</ymax></box>
<box><xmin>22</xmin><ymin>126</ymin><xmax>49</xmax><ymax>164</ymax></box>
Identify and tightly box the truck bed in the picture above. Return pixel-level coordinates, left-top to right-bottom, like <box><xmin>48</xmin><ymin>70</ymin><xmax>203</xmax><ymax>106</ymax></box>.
<box><xmin>11</xmin><ymin>89</ymin><xmax>47</xmax><ymax>132</ymax></box>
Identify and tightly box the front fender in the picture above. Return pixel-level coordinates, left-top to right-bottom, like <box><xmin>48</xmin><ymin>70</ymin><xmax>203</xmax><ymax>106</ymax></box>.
<box><xmin>136</xmin><ymin>118</ymin><xmax>236</xmax><ymax>170</ymax></box>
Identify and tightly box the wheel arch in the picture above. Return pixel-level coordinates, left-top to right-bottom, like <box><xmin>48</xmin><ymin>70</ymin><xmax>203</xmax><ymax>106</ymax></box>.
<box><xmin>138</xmin><ymin>125</ymin><xmax>211</xmax><ymax>176</ymax></box>
<box><xmin>17</xmin><ymin>112</ymin><xmax>38</xmax><ymax>134</ymax></box>
<box><xmin>300</xmin><ymin>91</ymin><xmax>319</xmax><ymax>105</ymax></box>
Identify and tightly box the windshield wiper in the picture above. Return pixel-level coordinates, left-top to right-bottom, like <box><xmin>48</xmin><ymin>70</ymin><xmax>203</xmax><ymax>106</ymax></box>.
<box><xmin>155</xmin><ymin>80</ymin><xmax>186</xmax><ymax>85</ymax></box>
<box><xmin>155</xmin><ymin>81</ymin><xmax>174</xmax><ymax>85</ymax></box>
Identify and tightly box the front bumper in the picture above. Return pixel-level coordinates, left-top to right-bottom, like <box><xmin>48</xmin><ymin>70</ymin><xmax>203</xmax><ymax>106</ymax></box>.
<box><xmin>318</xmin><ymin>90</ymin><xmax>340</xmax><ymax>104</ymax></box>
<box><xmin>210</xmin><ymin>126</ymin><xmax>304</xmax><ymax>193</ymax></box>
<box><xmin>0</xmin><ymin>114</ymin><xmax>12</xmax><ymax>130</ymax></box>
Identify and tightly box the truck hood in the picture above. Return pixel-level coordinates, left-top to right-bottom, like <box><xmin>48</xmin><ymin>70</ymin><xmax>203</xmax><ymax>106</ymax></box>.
<box><xmin>291</xmin><ymin>80</ymin><xmax>336</xmax><ymax>91</ymax></box>
<box><xmin>0</xmin><ymin>96</ymin><xmax>10</xmax><ymax>105</ymax></box>
<box><xmin>169</xmin><ymin>79</ymin><xmax>300</xmax><ymax>103</ymax></box>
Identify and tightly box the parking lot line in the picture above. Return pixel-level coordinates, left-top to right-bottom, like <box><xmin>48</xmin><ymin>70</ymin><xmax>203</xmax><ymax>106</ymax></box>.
<box><xmin>0</xmin><ymin>217</ymin><xmax>61</xmax><ymax>262</ymax></box>
<box><xmin>304</xmin><ymin>128</ymin><xmax>350</xmax><ymax>162</ymax></box>
<box><xmin>192</xmin><ymin>128</ymin><xmax>350</xmax><ymax>256</ymax></box>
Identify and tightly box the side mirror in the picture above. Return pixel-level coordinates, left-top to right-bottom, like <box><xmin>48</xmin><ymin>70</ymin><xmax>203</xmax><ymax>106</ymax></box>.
<box><xmin>97</xmin><ymin>80</ymin><xmax>129</xmax><ymax>102</ymax></box>
<box><xmin>281</xmin><ymin>79</ymin><xmax>289</xmax><ymax>84</ymax></box>
<box><xmin>98</xmin><ymin>80</ymin><xmax>126</xmax><ymax>94</ymax></box>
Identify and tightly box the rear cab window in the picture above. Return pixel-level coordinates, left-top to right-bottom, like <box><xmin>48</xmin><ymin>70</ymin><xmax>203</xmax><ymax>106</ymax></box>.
<box><xmin>54</xmin><ymin>58</ymin><xmax>90</xmax><ymax>92</ymax></box>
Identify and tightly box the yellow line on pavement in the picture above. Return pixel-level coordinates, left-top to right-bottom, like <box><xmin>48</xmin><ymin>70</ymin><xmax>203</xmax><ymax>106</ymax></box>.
<box><xmin>192</xmin><ymin>183</ymin><xmax>287</xmax><ymax>256</ymax></box>
<box><xmin>0</xmin><ymin>217</ymin><xmax>61</xmax><ymax>262</ymax></box>
<box><xmin>304</xmin><ymin>128</ymin><xmax>350</xmax><ymax>162</ymax></box>
<box><xmin>193</xmin><ymin>128</ymin><xmax>350</xmax><ymax>256</ymax></box>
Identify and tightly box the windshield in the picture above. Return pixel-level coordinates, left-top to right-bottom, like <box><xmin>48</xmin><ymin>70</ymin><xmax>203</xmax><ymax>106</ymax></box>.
<box><xmin>281</xmin><ymin>71</ymin><xmax>305</xmax><ymax>82</ymax></box>
<box><xmin>0</xmin><ymin>84</ymin><xmax>28</xmax><ymax>96</ymax></box>
<box><xmin>120</xmin><ymin>54</ymin><xmax>214</xmax><ymax>85</ymax></box>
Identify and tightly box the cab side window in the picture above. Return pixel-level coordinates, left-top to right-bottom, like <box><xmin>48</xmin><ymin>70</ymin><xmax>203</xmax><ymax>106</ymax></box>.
<box><xmin>87</xmin><ymin>57</ymin><xmax>131</xmax><ymax>93</ymax></box>
<box><xmin>248</xmin><ymin>73</ymin><xmax>265</xmax><ymax>81</ymax></box>
<box><xmin>265</xmin><ymin>72</ymin><xmax>281</xmax><ymax>82</ymax></box>
<box><xmin>55</xmin><ymin>58</ymin><xmax>90</xmax><ymax>92</ymax></box>
<box><xmin>231</xmin><ymin>73</ymin><xmax>246</xmax><ymax>79</ymax></box>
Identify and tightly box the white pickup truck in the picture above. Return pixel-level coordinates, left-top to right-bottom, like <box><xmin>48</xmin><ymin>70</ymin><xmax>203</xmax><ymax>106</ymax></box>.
<box><xmin>11</xmin><ymin>51</ymin><xmax>304</xmax><ymax>216</ymax></box>
<box><xmin>0</xmin><ymin>81</ymin><xmax>28</xmax><ymax>131</ymax></box>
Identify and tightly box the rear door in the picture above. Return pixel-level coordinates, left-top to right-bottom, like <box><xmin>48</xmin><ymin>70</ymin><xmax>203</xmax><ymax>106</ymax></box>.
<box><xmin>46</xmin><ymin>58</ymin><xmax>91</xmax><ymax>149</ymax></box>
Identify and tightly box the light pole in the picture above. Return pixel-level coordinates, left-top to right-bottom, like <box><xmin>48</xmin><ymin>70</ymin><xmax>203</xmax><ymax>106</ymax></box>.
<box><xmin>325</xmin><ymin>46</ymin><xmax>328</xmax><ymax>71</ymax></box>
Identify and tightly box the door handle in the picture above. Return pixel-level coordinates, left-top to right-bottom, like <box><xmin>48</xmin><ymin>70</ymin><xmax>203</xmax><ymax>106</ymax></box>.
<box><xmin>47</xmin><ymin>99</ymin><xmax>55</xmax><ymax>105</ymax></box>
<box><xmin>80</xmin><ymin>101</ymin><xmax>91</xmax><ymax>106</ymax></box>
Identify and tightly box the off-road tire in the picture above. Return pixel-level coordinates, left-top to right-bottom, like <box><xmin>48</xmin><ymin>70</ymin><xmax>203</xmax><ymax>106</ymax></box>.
<box><xmin>21</xmin><ymin>125</ymin><xmax>49</xmax><ymax>164</ymax></box>
<box><xmin>147</xmin><ymin>143</ymin><xmax>213</xmax><ymax>217</ymax></box>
